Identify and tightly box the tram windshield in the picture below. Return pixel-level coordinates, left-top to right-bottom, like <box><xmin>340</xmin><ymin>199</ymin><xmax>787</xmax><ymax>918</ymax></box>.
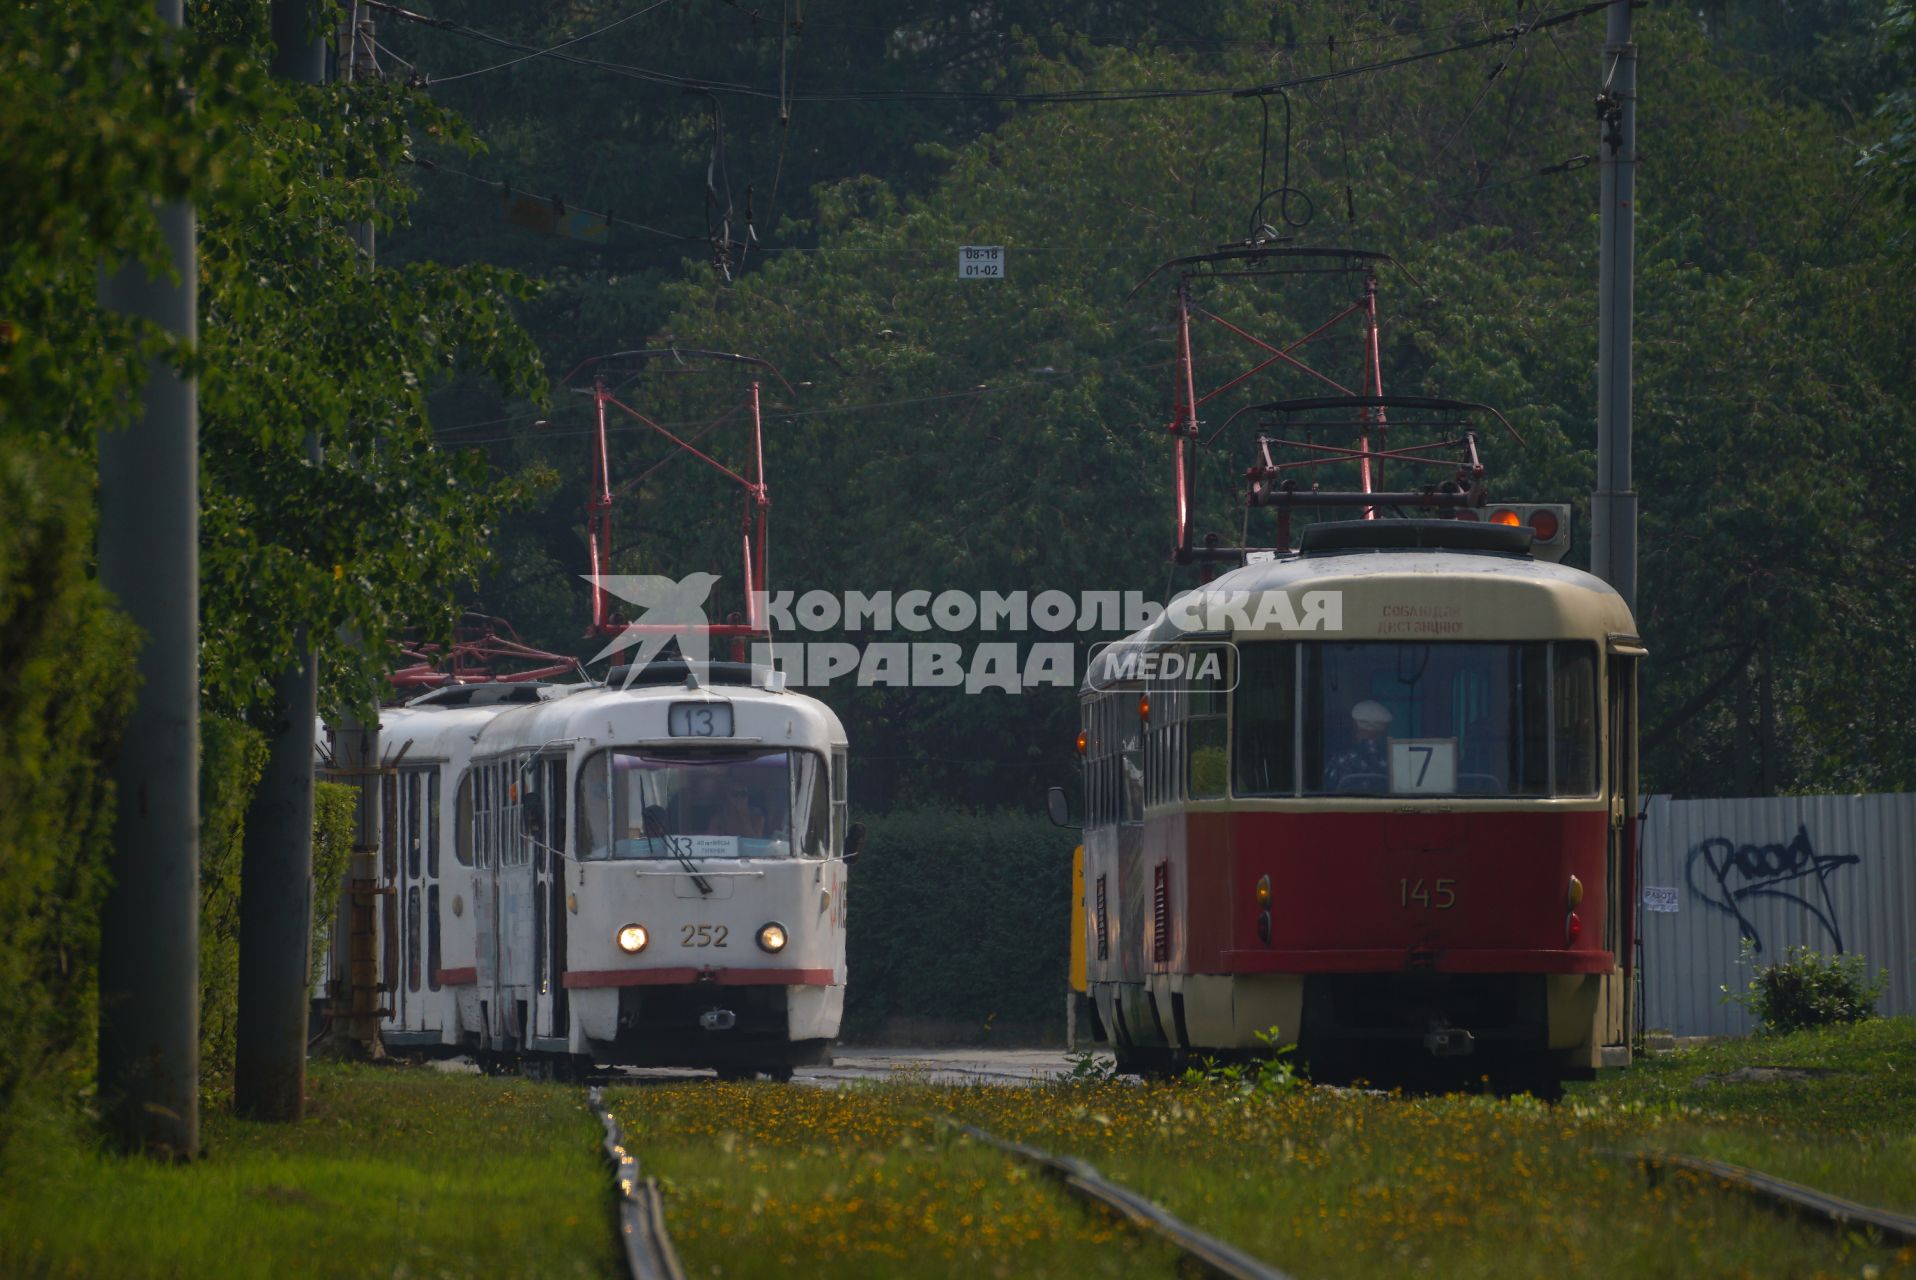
<box><xmin>576</xmin><ymin>747</ymin><xmax>830</xmax><ymax>859</ymax></box>
<box><xmin>1234</xmin><ymin>641</ymin><xmax>1598</xmax><ymax>798</ymax></box>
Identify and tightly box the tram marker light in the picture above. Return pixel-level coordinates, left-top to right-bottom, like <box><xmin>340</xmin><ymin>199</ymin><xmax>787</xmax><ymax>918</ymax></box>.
<box><xmin>1528</xmin><ymin>508</ymin><xmax>1561</xmax><ymax>542</ymax></box>
<box><xmin>1138</xmin><ymin>694</ymin><xmax>1151</xmax><ymax>721</ymax></box>
<box><xmin>1257</xmin><ymin>910</ymin><xmax>1272</xmax><ymax>945</ymax></box>
<box><xmin>616</xmin><ymin>923</ymin><xmax>649</xmax><ymax>954</ymax></box>
<box><xmin>1076</xmin><ymin>730</ymin><xmax>1087</xmax><ymax>755</ymax></box>
<box><xmin>1490</xmin><ymin>508</ymin><xmax>1521</xmax><ymax>526</ymax></box>
<box><xmin>1255</xmin><ymin>874</ymin><xmax>1271</xmax><ymax>908</ymax></box>
<box><xmin>757</xmin><ymin>922</ymin><xmax>788</xmax><ymax>953</ymax></box>
<box><xmin>1565</xmin><ymin>912</ymin><xmax>1582</xmax><ymax>945</ymax></box>
<box><xmin>1567</xmin><ymin>875</ymin><xmax>1584</xmax><ymax>909</ymax></box>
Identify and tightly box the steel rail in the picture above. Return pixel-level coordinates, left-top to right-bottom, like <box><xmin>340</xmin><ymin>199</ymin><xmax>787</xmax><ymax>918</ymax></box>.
<box><xmin>956</xmin><ymin>1123</ymin><xmax>1296</xmax><ymax>1280</ymax></box>
<box><xmin>587</xmin><ymin>1086</ymin><xmax>689</xmax><ymax>1280</ymax></box>
<box><xmin>1627</xmin><ymin>1151</ymin><xmax>1916</xmax><ymax>1245</ymax></box>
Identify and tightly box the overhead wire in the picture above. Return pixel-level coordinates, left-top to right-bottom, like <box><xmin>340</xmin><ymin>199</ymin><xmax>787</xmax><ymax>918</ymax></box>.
<box><xmin>420</xmin><ymin>0</ymin><xmax>679</xmax><ymax>85</ymax></box>
<box><xmin>365</xmin><ymin>0</ymin><xmax>1613</xmax><ymax>106</ymax></box>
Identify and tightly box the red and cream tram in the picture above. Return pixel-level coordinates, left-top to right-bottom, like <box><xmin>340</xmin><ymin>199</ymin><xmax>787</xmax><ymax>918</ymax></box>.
<box><xmin>1068</xmin><ymin>516</ymin><xmax>1642</xmax><ymax>1093</ymax></box>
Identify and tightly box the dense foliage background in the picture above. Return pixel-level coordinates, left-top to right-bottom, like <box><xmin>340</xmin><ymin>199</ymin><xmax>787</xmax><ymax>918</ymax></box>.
<box><xmin>377</xmin><ymin>0</ymin><xmax>1916</xmax><ymax>808</ymax></box>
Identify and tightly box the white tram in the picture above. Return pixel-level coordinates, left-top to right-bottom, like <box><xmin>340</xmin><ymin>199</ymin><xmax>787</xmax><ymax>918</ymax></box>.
<box><xmin>368</xmin><ymin>660</ymin><xmax>857</xmax><ymax>1078</ymax></box>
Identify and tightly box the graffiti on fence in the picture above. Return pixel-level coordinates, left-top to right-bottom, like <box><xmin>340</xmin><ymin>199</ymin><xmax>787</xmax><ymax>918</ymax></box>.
<box><xmin>1685</xmin><ymin>823</ymin><xmax>1860</xmax><ymax>953</ymax></box>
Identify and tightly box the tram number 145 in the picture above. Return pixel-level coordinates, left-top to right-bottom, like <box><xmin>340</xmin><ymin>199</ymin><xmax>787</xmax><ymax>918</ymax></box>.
<box><xmin>1399</xmin><ymin>878</ymin><xmax>1457</xmax><ymax>909</ymax></box>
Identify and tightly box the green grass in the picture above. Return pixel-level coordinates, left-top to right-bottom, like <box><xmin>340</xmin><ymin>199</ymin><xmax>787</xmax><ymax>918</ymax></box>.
<box><xmin>1579</xmin><ymin>1016</ymin><xmax>1916</xmax><ymax>1215</ymax></box>
<box><xmin>607</xmin><ymin>1080</ymin><xmax>1178</xmax><ymax>1278</ymax></box>
<box><xmin>0</xmin><ymin>1063</ymin><xmax>619</xmax><ymax>1279</ymax></box>
<box><xmin>923</xmin><ymin>1036</ymin><xmax>1916</xmax><ymax>1280</ymax></box>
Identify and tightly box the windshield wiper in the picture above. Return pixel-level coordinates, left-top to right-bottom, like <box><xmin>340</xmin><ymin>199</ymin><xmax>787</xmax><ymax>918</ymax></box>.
<box><xmin>641</xmin><ymin>801</ymin><xmax>713</xmax><ymax>896</ymax></box>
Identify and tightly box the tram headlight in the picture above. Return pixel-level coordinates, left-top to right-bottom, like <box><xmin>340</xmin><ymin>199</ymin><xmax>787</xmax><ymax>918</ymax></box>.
<box><xmin>757</xmin><ymin>922</ymin><xmax>788</xmax><ymax>953</ymax></box>
<box><xmin>616</xmin><ymin>923</ymin><xmax>649</xmax><ymax>954</ymax></box>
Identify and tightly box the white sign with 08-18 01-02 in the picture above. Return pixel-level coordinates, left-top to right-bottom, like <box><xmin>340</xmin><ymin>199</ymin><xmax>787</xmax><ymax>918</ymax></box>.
<box><xmin>959</xmin><ymin>246</ymin><xmax>1005</xmax><ymax>279</ymax></box>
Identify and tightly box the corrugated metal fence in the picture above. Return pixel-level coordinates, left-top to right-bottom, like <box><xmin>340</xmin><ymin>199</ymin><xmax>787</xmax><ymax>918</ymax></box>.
<box><xmin>1640</xmin><ymin>793</ymin><xmax>1916</xmax><ymax>1037</ymax></box>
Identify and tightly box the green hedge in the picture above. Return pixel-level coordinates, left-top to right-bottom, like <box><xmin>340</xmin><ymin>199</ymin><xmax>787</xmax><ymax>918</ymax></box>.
<box><xmin>311</xmin><ymin>780</ymin><xmax>357</xmax><ymax>981</ymax></box>
<box><xmin>197</xmin><ymin>716</ymin><xmax>268</xmax><ymax>1084</ymax></box>
<box><xmin>843</xmin><ymin>806</ymin><xmax>1076</xmax><ymax>1038</ymax></box>
<box><xmin>199</xmin><ymin>726</ymin><xmax>358</xmax><ymax>1088</ymax></box>
<box><xmin>0</xmin><ymin>441</ymin><xmax>137</xmax><ymax>1143</ymax></box>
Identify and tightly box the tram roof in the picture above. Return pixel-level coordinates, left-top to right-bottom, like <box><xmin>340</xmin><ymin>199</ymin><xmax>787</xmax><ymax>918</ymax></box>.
<box><xmin>468</xmin><ymin>670</ymin><xmax>847</xmax><ymax>756</ymax></box>
<box><xmin>1088</xmin><ymin>543</ymin><xmax>1638</xmax><ymax>693</ymax></box>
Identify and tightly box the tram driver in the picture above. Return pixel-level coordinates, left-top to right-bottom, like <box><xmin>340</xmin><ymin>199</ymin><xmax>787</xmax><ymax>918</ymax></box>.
<box><xmin>1325</xmin><ymin>699</ymin><xmax>1392</xmax><ymax>792</ymax></box>
<box><xmin>704</xmin><ymin>779</ymin><xmax>772</xmax><ymax>839</ymax></box>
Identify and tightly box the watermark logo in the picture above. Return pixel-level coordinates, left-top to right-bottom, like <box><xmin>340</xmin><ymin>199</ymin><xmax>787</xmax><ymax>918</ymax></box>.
<box><xmin>579</xmin><ymin>578</ymin><xmax>1338</xmax><ymax>692</ymax></box>
<box><xmin>1086</xmin><ymin>640</ymin><xmax>1240</xmax><ymax>693</ymax></box>
<box><xmin>584</xmin><ymin>572</ymin><xmax>719</xmax><ymax>689</ymax></box>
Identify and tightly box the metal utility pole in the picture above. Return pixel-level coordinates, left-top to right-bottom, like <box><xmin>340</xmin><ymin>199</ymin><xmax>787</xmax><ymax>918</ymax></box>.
<box><xmin>1593</xmin><ymin>0</ymin><xmax>1638</xmax><ymax>613</ymax></box>
<box><xmin>234</xmin><ymin>3</ymin><xmax>327</xmax><ymax>1122</ymax></box>
<box><xmin>96</xmin><ymin>0</ymin><xmax>200</xmax><ymax>1159</ymax></box>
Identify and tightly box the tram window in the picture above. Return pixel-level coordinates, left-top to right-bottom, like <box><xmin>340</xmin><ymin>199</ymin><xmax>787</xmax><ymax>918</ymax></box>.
<box><xmin>1187</xmin><ymin>647</ymin><xmax>1230</xmax><ymax>800</ymax></box>
<box><xmin>794</xmin><ymin>751</ymin><xmax>831</xmax><ymax>858</ymax></box>
<box><xmin>830</xmin><ymin>749</ymin><xmax>848</xmax><ymax>856</ymax></box>
<box><xmin>1296</xmin><ymin>643</ymin><xmax>1558</xmax><ymax>797</ymax></box>
<box><xmin>1120</xmin><ymin>724</ymin><xmax>1144</xmax><ymax>825</ymax></box>
<box><xmin>381</xmin><ymin>776</ymin><xmax>399</xmax><ymax>881</ymax></box>
<box><xmin>427</xmin><ymin>769</ymin><xmax>441</xmax><ymax>879</ymax></box>
<box><xmin>455</xmin><ymin>772</ymin><xmax>474</xmax><ymax>867</ymax></box>
<box><xmin>1233</xmin><ymin>642</ymin><xmax>1297</xmax><ymax>797</ymax></box>
<box><xmin>1552</xmin><ymin>642</ymin><xmax>1600</xmax><ymax>796</ymax></box>
<box><xmin>406</xmin><ymin>885</ymin><xmax>421</xmax><ymax>993</ymax></box>
<box><xmin>546</xmin><ymin>758</ymin><xmax>568</xmax><ymax>859</ymax></box>
<box><xmin>575</xmin><ymin>747</ymin><xmax>827</xmax><ymax>859</ymax></box>
<box><xmin>427</xmin><ymin>885</ymin><xmax>441</xmax><ymax>991</ymax></box>
<box><xmin>406</xmin><ymin>772</ymin><xmax>423</xmax><ymax>880</ymax></box>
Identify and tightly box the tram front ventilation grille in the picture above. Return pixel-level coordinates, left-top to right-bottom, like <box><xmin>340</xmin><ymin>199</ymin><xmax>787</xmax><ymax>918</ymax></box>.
<box><xmin>1153</xmin><ymin>862</ymin><xmax>1170</xmax><ymax>964</ymax></box>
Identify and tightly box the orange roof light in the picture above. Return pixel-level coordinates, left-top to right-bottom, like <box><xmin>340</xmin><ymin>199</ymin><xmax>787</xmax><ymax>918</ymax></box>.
<box><xmin>1489</xmin><ymin>508</ymin><xmax>1521</xmax><ymax>527</ymax></box>
<box><xmin>1528</xmin><ymin>508</ymin><xmax>1561</xmax><ymax>541</ymax></box>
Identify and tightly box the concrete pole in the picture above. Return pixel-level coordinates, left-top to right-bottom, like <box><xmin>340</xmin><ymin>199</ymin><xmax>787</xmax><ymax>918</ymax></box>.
<box><xmin>96</xmin><ymin>0</ymin><xmax>200</xmax><ymax>1161</ymax></box>
<box><xmin>1593</xmin><ymin>0</ymin><xmax>1638</xmax><ymax>614</ymax></box>
<box><xmin>233</xmin><ymin>0</ymin><xmax>330</xmax><ymax>1127</ymax></box>
<box><xmin>235</xmin><ymin>649</ymin><xmax>319</xmax><ymax>1118</ymax></box>
<box><xmin>326</xmin><ymin>1</ymin><xmax>386</xmax><ymax>1061</ymax></box>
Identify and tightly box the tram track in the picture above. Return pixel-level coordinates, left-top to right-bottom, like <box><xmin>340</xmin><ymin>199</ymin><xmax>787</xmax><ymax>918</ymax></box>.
<box><xmin>587</xmin><ymin>1072</ymin><xmax>1298</xmax><ymax>1279</ymax></box>
<box><xmin>588</xmin><ymin>1086</ymin><xmax>688</xmax><ymax>1280</ymax></box>
<box><xmin>953</xmin><ymin>1122</ymin><xmax>1297</xmax><ymax>1280</ymax></box>
<box><xmin>1622</xmin><ymin>1150</ymin><xmax>1916</xmax><ymax>1246</ymax></box>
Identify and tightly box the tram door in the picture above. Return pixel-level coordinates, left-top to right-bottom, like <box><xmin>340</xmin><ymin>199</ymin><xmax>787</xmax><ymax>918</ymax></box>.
<box><xmin>472</xmin><ymin>764</ymin><xmax>502</xmax><ymax>1043</ymax></box>
<box><xmin>530</xmin><ymin>755</ymin><xmax>570</xmax><ymax>1042</ymax></box>
<box><xmin>498</xmin><ymin>759</ymin><xmax>536</xmax><ymax>1043</ymax></box>
<box><xmin>385</xmin><ymin>767</ymin><xmax>443</xmax><ymax>1034</ymax></box>
<box><xmin>1601</xmin><ymin>653</ymin><xmax>1641</xmax><ymax>1049</ymax></box>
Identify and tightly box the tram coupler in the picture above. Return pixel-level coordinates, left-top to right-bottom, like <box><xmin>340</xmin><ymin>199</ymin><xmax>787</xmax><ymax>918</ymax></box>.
<box><xmin>1423</xmin><ymin>1024</ymin><xmax>1476</xmax><ymax>1057</ymax></box>
<box><xmin>699</xmin><ymin>1008</ymin><xmax>738</xmax><ymax>1032</ymax></box>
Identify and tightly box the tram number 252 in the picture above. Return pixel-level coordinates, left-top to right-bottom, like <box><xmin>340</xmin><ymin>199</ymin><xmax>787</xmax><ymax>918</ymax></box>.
<box><xmin>1399</xmin><ymin>878</ymin><xmax>1457</xmax><ymax>909</ymax></box>
<box><xmin>682</xmin><ymin>924</ymin><xmax>730</xmax><ymax>947</ymax></box>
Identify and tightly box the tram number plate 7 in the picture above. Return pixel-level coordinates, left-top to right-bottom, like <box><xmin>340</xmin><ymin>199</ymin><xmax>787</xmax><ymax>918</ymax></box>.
<box><xmin>1399</xmin><ymin>878</ymin><xmax>1457</xmax><ymax>909</ymax></box>
<box><xmin>681</xmin><ymin>924</ymin><xmax>729</xmax><ymax>947</ymax></box>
